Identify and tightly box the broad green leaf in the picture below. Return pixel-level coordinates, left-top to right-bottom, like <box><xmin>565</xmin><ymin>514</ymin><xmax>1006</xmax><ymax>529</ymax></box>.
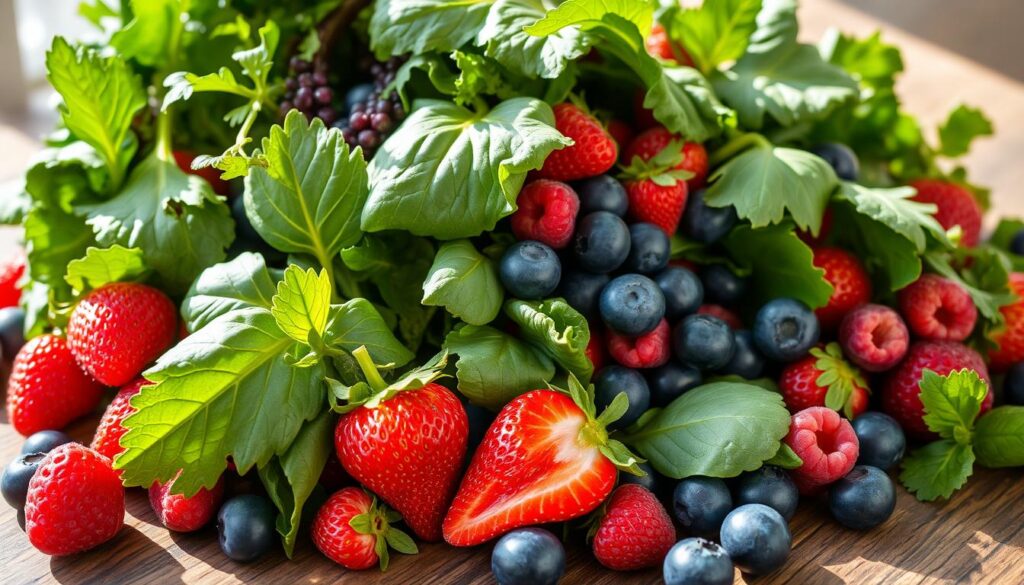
<box><xmin>390</xmin><ymin>54</ymin><xmax>460</xmax><ymax>111</ymax></box>
<box><xmin>24</xmin><ymin>140</ymin><xmax>107</xmax><ymax>204</ymax></box>
<box><xmin>523</xmin><ymin>0</ymin><xmax>654</xmax><ymax>37</ymax></box>
<box><xmin>504</xmin><ymin>298</ymin><xmax>592</xmax><ymax>383</ymax></box>
<box><xmin>673</xmin><ymin>0</ymin><xmax>762</xmax><ymax>74</ymax></box>
<box><xmin>444</xmin><ymin>325</ymin><xmax>555</xmax><ymax>410</ymax></box>
<box><xmin>836</xmin><ymin>182</ymin><xmax>947</xmax><ymax>252</ymax></box>
<box><xmin>938</xmin><ymin>105</ymin><xmax>993</xmax><ymax>158</ymax></box>
<box><xmin>325</xmin><ymin>299</ymin><xmax>414</xmax><ymax>367</ymax></box>
<box><xmin>65</xmin><ymin>245</ymin><xmax>148</xmax><ymax>292</ymax></box>
<box><xmin>899</xmin><ymin>440</ymin><xmax>974</xmax><ymax>502</ymax></box>
<box><xmin>918</xmin><ymin>369</ymin><xmax>989</xmax><ymax>443</ymax></box>
<box><xmin>110</xmin><ymin>0</ymin><xmax>182</xmax><ymax>68</ymax></box>
<box><xmin>643</xmin><ymin>65</ymin><xmax>731</xmax><ymax>143</ymax></box>
<box><xmin>478</xmin><ymin>0</ymin><xmax>586</xmax><ymax>79</ymax></box>
<box><xmin>722</xmin><ymin>223</ymin><xmax>833</xmax><ymax>309</ymax></box>
<box><xmin>832</xmin><ymin>200</ymin><xmax>922</xmax><ymax>291</ymax></box>
<box><xmin>271</xmin><ymin>267</ymin><xmax>332</xmax><ymax>343</ymax></box>
<box><xmin>973</xmin><ymin>406</ymin><xmax>1024</xmax><ymax>468</ymax></box>
<box><xmin>182</xmin><ymin>252</ymin><xmax>282</xmax><ymax>332</ymax></box>
<box><xmin>370</xmin><ymin>0</ymin><xmax>494</xmax><ymax>60</ymax></box>
<box><xmin>422</xmin><ymin>240</ymin><xmax>503</xmax><ymax>326</ymax></box>
<box><xmin>24</xmin><ymin>205</ymin><xmax>95</xmax><ymax>287</ymax></box>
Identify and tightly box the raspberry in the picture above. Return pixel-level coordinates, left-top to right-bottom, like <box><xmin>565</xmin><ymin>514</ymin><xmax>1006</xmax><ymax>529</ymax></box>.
<box><xmin>592</xmin><ymin>484</ymin><xmax>676</xmax><ymax>571</ymax></box>
<box><xmin>510</xmin><ymin>180</ymin><xmax>580</xmax><ymax>249</ymax></box>
<box><xmin>898</xmin><ymin>274</ymin><xmax>977</xmax><ymax>342</ymax></box>
<box><xmin>150</xmin><ymin>473</ymin><xmax>224</xmax><ymax>533</ymax></box>
<box><xmin>784</xmin><ymin>407</ymin><xmax>859</xmax><ymax>495</ymax></box>
<box><xmin>910</xmin><ymin>179</ymin><xmax>983</xmax><ymax>247</ymax></box>
<box><xmin>607</xmin><ymin>319</ymin><xmax>671</xmax><ymax>369</ymax></box>
<box><xmin>537</xmin><ymin>103</ymin><xmax>618</xmax><ymax>181</ymax></box>
<box><xmin>24</xmin><ymin>444</ymin><xmax>125</xmax><ymax>555</ymax></box>
<box><xmin>812</xmin><ymin>247</ymin><xmax>872</xmax><ymax>330</ymax></box>
<box><xmin>988</xmin><ymin>272</ymin><xmax>1024</xmax><ymax>371</ymax></box>
<box><xmin>697</xmin><ymin>304</ymin><xmax>742</xmax><ymax>330</ymax></box>
<box><xmin>839</xmin><ymin>304</ymin><xmax>910</xmax><ymax>372</ymax></box>
<box><xmin>91</xmin><ymin>378</ymin><xmax>148</xmax><ymax>463</ymax></box>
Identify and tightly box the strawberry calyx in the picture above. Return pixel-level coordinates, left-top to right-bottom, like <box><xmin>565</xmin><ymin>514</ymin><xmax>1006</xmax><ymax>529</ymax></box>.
<box><xmin>813</xmin><ymin>342</ymin><xmax>870</xmax><ymax>418</ymax></box>
<box><xmin>619</xmin><ymin>139</ymin><xmax>694</xmax><ymax>187</ymax></box>
<box><xmin>349</xmin><ymin>493</ymin><xmax>419</xmax><ymax>571</ymax></box>
<box><xmin>560</xmin><ymin>374</ymin><xmax>646</xmax><ymax>476</ymax></box>
<box><xmin>329</xmin><ymin>346</ymin><xmax>448</xmax><ymax>413</ymax></box>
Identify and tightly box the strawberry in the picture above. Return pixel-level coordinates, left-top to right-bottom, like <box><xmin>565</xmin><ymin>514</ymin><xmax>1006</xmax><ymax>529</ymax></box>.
<box><xmin>312</xmin><ymin>487</ymin><xmax>418</xmax><ymax>571</ymax></box>
<box><xmin>632</xmin><ymin>91</ymin><xmax>659</xmax><ymax>131</ymax></box>
<box><xmin>149</xmin><ymin>472</ymin><xmax>224</xmax><ymax>532</ymax></box>
<box><xmin>591</xmin><ymin>484</ymin><xmax>676</xmax><ymax>571</ymax></box>
<box><xmin>91</xmin><ymin>377</ymin><xmax>148</xmax><ymax>463</ymax></box>
<box><xmin>619</xmin><ymin>139</ymin><xmax>692</xmax><ymax>235</ymax></box>
<box><xmin>988</xmin><ymin>272</ymin><xmax>1024</xmax><ymax>371</ymax></box>
<box><xmin>606</xmin><ymin>119</ymin><xmax>634</xmax><ymax>153</ymax></box>
<box><xmin>334</xmin><ymin>349</ymin><xmax>467</xmax><ymax>542</ymax></box>
<box><xmin>812</xmin><ymin>247</ymin><xmax>872</xmax><ymax>330</ymax></box>
<box><xmin>6</xmin><ymin>334</ymin><xmax>104</xmax><ymax>436</ymax></box>
<box><xmin>646</xmin><ymin>23</ymin><xmax>696</xmax><ymax>68</ymax></box>
<box><xmin>910</xmin><ymin>179</ymin><xmax>983</xmax><ymax>247</ymax></box>
<box><xmin>538</xmin><ymin>102</ymin><xmax>618</xmax><ymax>181</ymax></box>
<box><xmin>0</xmin><ymin>248</ymin><xmax>26</xmax><ymax>308</ymax></box>
<box><xmin>173</xmin><ymin>150</ymin><xmax>230</xmax><ymax>195</ymax></box>
<box><xmin>442</xmin><ymin>377</ymin><xmax>642</xmax><ymax>547</ymax></box>
<box><xmin>67</xmin><ymin>282</ymin><xmax>178</xmax><ymax>387</ymax></box>
<box><xmin>624</xmin><ymin>127</ymin><xmax>709</xmax><ymax>190</ymax></box>
<box><xmin>779</xmin><ymin>343</ymin><xmax>870</xmax><ymax>418</ymax></box>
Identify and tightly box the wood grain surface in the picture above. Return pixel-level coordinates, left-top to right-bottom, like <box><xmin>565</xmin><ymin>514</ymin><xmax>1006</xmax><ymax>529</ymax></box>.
<box><xmin>2</xmin><ymin>0</ymin><xmax>1023</xmax><ymax>583</ymax></box>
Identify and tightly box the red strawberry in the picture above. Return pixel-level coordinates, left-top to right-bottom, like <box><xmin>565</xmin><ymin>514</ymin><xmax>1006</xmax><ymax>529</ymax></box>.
<box><xmin>91</xmin><ymin>377</ymin><xmax>148</xmax><ymax>462</ymax></box>
<box><xmin>173</xmin><ymin>150</ymin><xmax>230</xmax><ymax>195</ymax></box>
<box><xmin>624</xmin><ymin>127</ymin><xmax>709</xmax><ymax>190</ymax></box>
<box><xmin>646</xmin><ymin>24</ymin><xmax>696</xmax><ymax>67</ymax></box>
<box><xmin>606</xmin><ymin>119</ymin><xmax>634</xmax><ymax>153</ymax></box>
<box><xmin>910</xmin><ymin>179</ymin><xmax>983</xmax><ymax>247</ymax></box>
<box><xmin>24</xmin><ymin>443</ymin><xmax>125</xmax><ymax>555</ymax></box>
<box><xmin>335</xmin><ymin>349</ymin><xmax>467</xmax><ymax>542</ymax></box>
<box><xmin>591</xmin><ymin>484</ymin><xmax>676</xmax><ymax>571</ymax></box>
<box><xmin>620</xmin><ymin>140</ymin><xmax>692</xmax><ymax>235</ymax></box>
<box><xmin>0</xmin><ymin>248</ymin><xmax>26</xmax><ymax>308</ymax></box>
<box><xmin>538</xmin><ymin>102</ymin><xmax>618</xmax><ymax>181</ymax></box>
<box><xmin>443</xmin><ymin>379</ymin><xmax>641</xmax><ymax>547</ymax></box>
<box><xmin>6</xmin><ymin>334</ymin><xmax>104</xmax><ymax>436</ymax></box>
<box><xmin>812</xmin><ymin>247</ymin><xmax>872</xmax><ymax>330</ymax></box>
<box><xmin>898</xmin><ymin>274</ymin><xmax>977</xmax><ymax>342</ymax></box>
<box><xmin>779</xmin><ymin>343</ymin><xmax>870</xmax><ymax>418</ymax></box>
<box><xmin>988</xmin><ymin>272</ymin><xmax>1024</xmax><ymax>371</ymax></box>
<box><xmin>312</xmin><ymin>487</ymin><xmax>418</xmax><ymax>571</ymax></box>
<box><xmin>510</xmin><ymin>179</ymin><xmax>580</xmax><ymax>249</ymax></box>
<box><xmin>149</xmin><ymin>472</ymin><xmax>224</xmax><ymax>532</ymax></box>
<box><xmin>67</xmin><ymin>282</ymin><xmax>178</xmax><ymax>387</ymax></box>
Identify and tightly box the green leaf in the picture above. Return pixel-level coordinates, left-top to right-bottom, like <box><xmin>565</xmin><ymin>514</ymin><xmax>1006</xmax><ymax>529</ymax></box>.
<box><xmin>938</xmin><ymin>105</ymin><xmax>993</xmax><ymax>158</ymax></box>
<box><xmin>990</xmin><ymin>218</ymin><xmax>1024</xmax><ymax>271</ymax></box>
<box><xmin>625</xmin><ymin>382</ymin><xmax>791</xmax><ymax>478</ymax></box>
<box><xmin>369</xmin><ymin>0</ymin><xmax>494</xmax><ymax>60</ymax></box>
<box><xmin>504</xmin><ymin>298</ymin><xmax>593</xmax><ymax>383</ymax></box>
<box><xmin>925</xmin><ymin>249</ymin><xmax>1017</xmax><ymax>325</ymax></box>
<box><xmin>422</xmin><ymin>240</ymin><xmax>503</xmax><ymax>326</ymax></box>
<box><xmin>722</xmin><ymin>223</ymin><xmax>833</xmax><ymax>309</ymax></box>
<box><xmin>523</xmin><ymin>0</ymin><xmax>654</xmax><ymax>36</ymax></box>
<box><xmin>325</xmin><ymin>299</ymin><xmax>415</xmax><ymax>367</ymax></box>
<box><xmin>390</xmin><ymin>54</ymin><xmax>460</xmax><ymax>111</ymax></box>
<box><xmin>900</xmin><ymin>440</ymin><xmax>974</xmax><ymax>502</ymax></box>
<box><xmin>836</xmin><ymin>182</ymin><xmax>947</xmax><ymax>252</ymax></box>
<box><xmin>643</xmin><ymin>65</ymin><xmax>732</xmax><ymax>143</ymax></box>
<box><xmin>831</xmin><ymin>200</ymin><xmax>923</xmax><ymax>291</ymax></box>
<box><xmin>65</xmin><ymin>245</ymin><xmax>148</xmax><ymax>293</ymax></box>
<box><xmin>443</xmin><ymin>325</ymin><xmax>555</xmax><ymax>410</ymax></box>
<box><xmin>673</xmin><ymin>0</ymin><xmax>762</xmax><ymax>74</ymax></box>
<box><xmin>182</xmin><ymin>253</ymin><xmax>282</xmax><ymax>332</ymax></box>
<box><xmin>362</xmin><ymin>98</ymin><xmax>569</xmax><ymax>239</ymax></box>
<box><xmin>271</xmin><ymin>266</ymin><xmax>332</xmax><ymax>344</ymax></box>
<box><xmin>24</xmin><ymin>205</ymin><xmax>95</xmax><ymax>288</ymax></box>
<box><xmin>973</xmin><ymin>406</ymin><xmax>1024</xmax><ymax>468</ymax></box>
<box><xmin>765</xmin><ymin>442</ymin><xmax>803</xmax><ymax>469</ymax></box>
<box><xmin>384</xmin><ymin>527</ymin><xmax>419</xmax><ymax>555</ymax></box>
<box><xmin>477</xmin><ymin>0</ymin><xmax>586</xmax><ymax>80</ymax></box>
<box><xmin>110</xmin><ymin>0</ymin><xmax>182</xmax><ymax>68</ymax></box>
<box><xmin>819</xmin><ymin>29</ymin><xmax>903</xmax><ymax>87</ymax></box>
<box><xmin>918</xmin><ymin>369</ymin><xmax>989</xmax><ymax>443</ymax></box>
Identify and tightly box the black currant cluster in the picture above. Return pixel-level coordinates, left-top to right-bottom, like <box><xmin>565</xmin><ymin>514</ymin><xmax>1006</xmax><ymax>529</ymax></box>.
<box><xmin>335</xmin><ymin>57</ymin><xmax>407</xmax><ymax>159</ymax></box>
<box><xmin>281</xmin><ymin>57</ymin><xmax>337</xmax><ymax>126</ymax></box>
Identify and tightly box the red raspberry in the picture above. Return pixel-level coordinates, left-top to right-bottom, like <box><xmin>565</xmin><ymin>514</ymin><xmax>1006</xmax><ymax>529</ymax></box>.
<box><xmin>898</xmin><ymin>274</ymin><xmax>977</xmax><ymax>341</ymax></box>
<box><xmin>24</xmin><ymin>443</ymin><xmax>125</xmax><ymax>555</ymax></box>
<box><xmin>623</xmin><ymin>127</ymin><xmax>709</xmax><ymax>190</ymax></box>
<box><xmin>883</xmin><ymin>341</ymin><xmax>992</xmax><ymax>439</ymax></box>
<box><xmin>0</xmin><ymin>248</ymin><xmax>26</xmax><ymax>308</ymax></box>
<box><xmin>91</xmin><ymin>378</ymin><xmax>148</xmax><ymax>463</ymax></box>
<box><xmin>587</xmin><ymin>328</ymin><xmax>607</xmax><ymax>372</ymax></box>
<box><xmin>6</xmin><ymin>334</ymin><xmax>104</xmax><ymax>436</ymax></box>
<box><xmin>312</xmin><ymin>487</ymin><xmax>415</xmax><ymax>571</ymax></box>
<box><xmin>537</xmin><ymin>103</ymin><xmax>618</xmax><ymax>181</ymax></box>
<box><xmin>697</xmin><ymin>304</ymin><xmax>742</xmax><ymax>330</ymax></box>
<box><xmin>785</xmin><ymin>407</ymin><xmax>859</xmax><ymax>495</ymax></box>
<box><xmin>592</xmin><ymin>484</ymin><xmax>676</xmax><ymax>571</ymax></box>
<box><xmin>510</xmin><ymin>180</ymin><xmax>580</xmax><ymax>249</ymax></box>
<box><xmin>780</xmin><ymin>343</ymin><xmax>870</xmax><ymax>418</ymax></box>
<box><xmin>149</xmin><ymin>472</ymin><xmax>224</xmax><ymax>532</ymax></box>
<box><xmin>607</xmin><ymin>319</ymin><xmax>671</xmax><ymax>369</ymax></box>
<box><xmin>606</xmin><ymin>119</ymin><xmax>634</xmax><ymax>153</ymax></box>
<box><xmin>988</xmin><ymin>272</ymin><xmax>1024</xmax><ymax>371</ymax></box>
<box><xmin>910</xmin><ymin>179</ymin><xmax>982</xmax><ymax>247</ymax></box>
<box><xmin>812</xmin><ymin>247</ymin><xmax>872</xmax><ymax>330</ymax></box>
<box><xmin>839</xmin><ymin>304</ymin><xmax>910</xmax><ymax>372</ymax></box>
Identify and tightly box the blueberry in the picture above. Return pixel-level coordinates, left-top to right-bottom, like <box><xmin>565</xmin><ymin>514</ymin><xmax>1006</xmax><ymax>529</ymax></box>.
<box><xmin>344</xmin><ymin>82</ymin><xmax>375</xmax><ymax>113</ymax></box>
<box><xmin>673</xmin><ymin>315</ymin><xmax>736</xmax><ymax>371</ymax></box>
<box><xmin>681</xmin><ymin>189</ymin><xmax>737</xmax><ymax>244</ymax></box>
<box><xmin>619</xmin><ymin>461</ymin><xmax>660</xmax><ymax>493</ymax></box>
<box><xmin>672</xmin><ymin>477</ymin><xmax>732</xmax><ymax>537</ymax></box>
<box><xmin>810</xmin><ymin>143</ymin><xmax>860</xmax><ymax>181</ymax></box>
<box><xmin>0</xmin><ymin>307</ymin><xmax>25</xmax><ymax>363</ymax></box>
<box><xmin>1011</xmin><ymin>229</ymin><xmax>1024</xmax><ymax>256</ymax></box>
<box><xmin>558</xmin><ymin>269</ymin><xmax>609</xmax><ymax>320</ymax></box>
<box><xmin>491</xmin><ymin>528</ymin><xmax>566</xmax><ymax>585</ymax></box>
<box><xmin>654</xmin><ymin>267</ymin><xmax>704</xmax><ymax>322</ymax></box>
<box><xmin>1004</xmin><ymin>362</ymin><xmax>1024</xmax><ymax>406</ymax></box>
<box><xmin>701</xmin><ymin>265</ymin><xmax>747</xmax><ymax>305</ymax></box>
<box><xmin>624</xmin><ymin>223</ymin><xmax>670</xmax><ymax>274</ymax></box>
<box><xmin>500</xmin><ymin>241</ymin><xmax>562</xmax><ymax>300</ymax></box>
<box><xmin>753</xmin><ymin>298</ymin><xmax>820</xmax><ymax>362</ymax></box>
<box><xmin>575</xmin><ymin>175</ymin><xmax>629</xmax><ymax>217</ymax></box>
<box><xmin>17</xmin><ymin>508</ymin><xmax>26</xmax><ymax>532</ymax></box>
<box><xmin>719</xmin><ymin>504</ymin><xmax>791</xmax><ymax>576</ymax></box>
<box><xmin>599</xmin><ymin>274</ymin><xmax>665</xmax><ymax>336</ymax></box>
<box><xmin>647</xmin><ymin>362</ymin><xmax>702</xmax><ymax>407</ymax></box>
<box><xmin>733</xmin><ymin>466</ymin><xmax>799</xmax><ymax>521</ymax></box>
<box><xmin>217</xmin><ymin>494</ymin><xmax>277</xmax><ymax>562</ymax></box>
<box><xmin>852</xmin><ymin>412</ymin><xmax>906</xmax><ymax>470</ymax></box>
<box><xmin>464</xmin><ymin>401</ymin><xmax>496</xmax><ymax>453</ymax></box>
<box><xmin>828</xmin><ymin>465</ymin><xmax>896</xmax><ymax>530</ymax></box>
<box><xmin>663</xmin><ymin>538</ymin><xmax>735</xmax><ymax>585</ymax></box>
<box><xmin>573</xmin><ymin>211</ymin><xmax>631</xmax><ymax>273</ymax></box>
<box><xmin>21</xmin><ymin>430</ymin><xmax>73</xmax><ymax>455</ymax></box>
<box><xmin>2</xmin><ymin>452</ymin><xmax>46</xmax><ymax>510</ymax></box>
<box><xmin>719</xmin><ymin>330</ymin><xmax>766</xmax><ymax>379</ymax></box>
<box><xmin>594</xmin><ymin>366</ymin><xmax>650</xmax><ymax>429</ymax></box>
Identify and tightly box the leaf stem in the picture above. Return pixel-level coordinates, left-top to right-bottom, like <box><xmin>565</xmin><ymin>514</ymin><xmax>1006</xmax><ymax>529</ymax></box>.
<box><xmin>352</xmin><ymin>346</ymin><xmax>388</xmax><ymax>393</ymax></box>
<box><xmin>155</xmin><ymin>111</ymin><xmax>174</xmax><ymax>163</ymax></box>
<box><xmin>709</xmin><ymin>132</ymin><xmax>770</xmax><ymax>166</ymax></box>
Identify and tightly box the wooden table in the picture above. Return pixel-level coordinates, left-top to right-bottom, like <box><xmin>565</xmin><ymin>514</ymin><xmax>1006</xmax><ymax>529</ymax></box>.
<box><xmin>2</xmin><ymin>0</ymin><xmax>1023</xmax><ymax>583</ymax></box>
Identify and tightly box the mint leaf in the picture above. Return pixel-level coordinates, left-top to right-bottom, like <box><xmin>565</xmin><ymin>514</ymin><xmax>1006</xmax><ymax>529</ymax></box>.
<box><xmin>65</xmin><ymin>245</ymin><xmax>148</xmax><ymax>293</ymax></box>
<box><xmin>182</xmin><ymin>253</ymin><xmax>282</xmax><ymax>332</ymax></box>
<box><xmin>899</xmin><ymin>440</ymin><xmax>974</xmax><ymax>502</ymax></box>
<box><xmin>504</xmin><ymin>298</ymin><xmax>593</xmax><ymax>383</ymax></box>
<box><xmin>110</xmin><ymin>0</ymin><xmax>182</xmax><ymax>68</ymax></box>
<box><xmin>673</xmin><ymin>0</ymin><xmax>762</xmax><ymax>74</ymax></box>
<box><xmin>721</xmin><ymin>223</ymin><xmax>833</xmax><ymax>309</ymax></box>
<box><xmin>271</xmin><ymin>267</ymin><xmax>331</xmax><ymax>344</ymax></box>
<box><xmin>832</xmin><ymin>200</ymin><xmax>923</xmax><ymax>291</ymax></box>
<box><xmin>625</xmin><ymin>382</ymin><xmax>791</xmax><ymax>478</ymax></box>
<box><xmin>362</xmin><ymin>98</ymin><xmax>569</xmax><ymax>239</ymax></box>
<box><xmin>477</xmin><ymin>0</ymin><xmax>586</xmax><ymax>80</ymax></box>
<box><xmin>973</xmin><ymin>406</ymin><xmax>1024</xmax><ymax>468</ymax></box>
<box><xmin>422</xmin><ymin>240</ymin><xmax>503</xmax><ymax>326</ymax></box>
<box><xmin>938</xmin><ymin>105</ymin><xmax>993</xmax><ymax>158</ymax></box>
<box><xmin>836</xmin><ymin>182</ymin><xmax>947</xmax><ymax>252</ymax></box>
<box><xmin>918</xmin><ymin>369</ymin><xmax>988</xmax><ymax>443</ymax></box>
<box><xmin>444</xmin><ymin>325</ymin><xmax>555</xmax><ymax>410</ymax></box>
<box><xmin>325</xmin><ymin>299</ymin><xmax>415</xmax><ymax>368</ymax></box>
<box><xmin>370</xmin><ymin>0</ymin><xmax>493</xmax><ymax>59</ymax></box>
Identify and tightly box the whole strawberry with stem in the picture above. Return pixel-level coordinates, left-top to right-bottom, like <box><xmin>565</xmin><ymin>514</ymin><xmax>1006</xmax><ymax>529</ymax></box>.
<box><xmin>624</xmin><ymin>126</ymin><xmax>709</xmax><ymax>190</ymax></box>
<box><xmin>312</xmin><ymin>487</ymin><xmax>418</xmax><ymax>571</ymax></box>
<box><xmin>334</xmin><ymin>348</ymin><xmax>467</xmax><ymax>542</ymax></box>
<box><xmin>590</xmin><ymin>484</ymin><xmax>675</xmax><ymax>571</ymax></box>
<box><xmin>619</xmin><ymin>140</ymin><xmax>693</xmax><ymax>235</ymax></box>
<box><xmin>537</xmin><ymin>100</ymin><xmax>618</xmax><ymax>181</ymax></box>
<box><xmin>443</xmin><ymin>376</ymin><xmax>643</xmax><ymax>547</ymax></box>
<box><xmin>780</xmin><ymin>343</ymin><xmax>870</xmax><ymax>418</ymax></box>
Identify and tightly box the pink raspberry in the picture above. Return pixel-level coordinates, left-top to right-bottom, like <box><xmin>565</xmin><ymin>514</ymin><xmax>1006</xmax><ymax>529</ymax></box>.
<box><xmin>784</xmin><ymin>407</ymin><xmax>859</xmax><ymax>495</ymax></box>
<box><xmin>607</xmin><ymin>319</ymin><xmax>670</xmax><ymax>368</ymax></box>
<box><xmin>898</xmin><ymin>274</ymin><xmax>977</xmax><ymax>342</ymax></box>
<box><xmin>839</xmin><ymin>304</ymin><xmax>910</xmax><ymax>372</ymax></box>
<box><xmin>510</xmin><ymin>179</ymin><xmax>580</xmax><ymax>249</ymax></box>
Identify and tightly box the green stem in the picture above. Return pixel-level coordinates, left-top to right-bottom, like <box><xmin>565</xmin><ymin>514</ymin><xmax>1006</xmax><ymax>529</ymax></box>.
<box><xmin>155</xmin><ymin>111</ymin><xmax>174</xmax><ymax>163</ymax></box>
<box><xmin>352</xmin><ymin>346</ymin><xmax>388</xmax><ymax>393</ymax></box>
<box><xmin>709</xmin><ymin>132</ymin><xmax>770</xmax><ymax>167</ymax></box>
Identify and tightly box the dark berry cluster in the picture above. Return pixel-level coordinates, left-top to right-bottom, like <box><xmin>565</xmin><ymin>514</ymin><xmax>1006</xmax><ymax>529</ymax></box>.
<box><xmin>281</xmin><ymin>57</ymin><xmax>337</xmax><ymax>126</ymax></box>
<box><xmin>335</xmin><ymin>57</ymin><xmax>407</xmax><ymax>158</ymax></box>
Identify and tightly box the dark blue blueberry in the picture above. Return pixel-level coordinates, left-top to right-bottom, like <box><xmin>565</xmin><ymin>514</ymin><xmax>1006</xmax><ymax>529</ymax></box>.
<box><xmin>2</xmin><ymin>452</ymin><xmax>46</xmax><ymax>510</ymax></box>
<box><xmin>573</xmin><ymin>211</ymin><xmax>631</xmax><ymax>273</ymax></box>
<box><xmin>491</xmin><ymin>528</ymin><xmax>566</xmax><ymax>585</ymax></box>
<box><xmin>828</xmin><ymin>466</ymin><xmax>896</xmax><ymax>530</ymax></box>
<box><xmin>753</xmin><ymin>298</ymin><xmax>820</xmax><ymax>362</ymax></box>
<box><xmin>599</xmin><ymin>274</ymin><xmax>665</xmax><ymax>336</ymax></box>
<box><xmin>1004</xmin><ymin>362</ymin><xmax>1024</xmax><ymax>406</ymax></box>
<box><xmin>624</xmin><ymin>223</ymin><xmax>670</xmax><ymax>274</ymax></box>
<box><xmin>673</xmin><ymin>315</ymin><xmax>736</xmax><ymax>371</ymax></box>
<box><xmin>500</xmin><ymin>241</ymin><xmax>562</xmax><ymax>300</ymax></box>
<box><xmin>647</xmin><ymin>362</ymin><xmax>702</xmax><ymax>407</ymax></box>
<box><xmin>672</xmin><ymin>477</ymin><xmax>732</xmax><ymax>537</ymax></box>
<box><xmin>20</xmin><ymin>430</ymin><xmax>73</xmax><ymax>455</ymax></box>
<box><xmin>681</xmin><ymin>189</ymin><xmax>737</xmax><ymax>244</ymax></box>
<box><xmin>852</xmin><ymin>412</ymin><xmax>906</xmax><ymax>470</ymax></box>
<box><xmin>701</xmin><ymin>265</ymin><xmax>747</xmax><ymax>305</ymax></box>
<box><xmin>464</xmin><ymin>401</ymin><xmax>496</xmax><ymax>454</ymax></box>
<box><xmin>0</xmin><ymin>307</ymin><xmax>25</xmax><ymax>364</ymax></box>
<box><xmin>654</xmin><ymin>267</ymin><xmax>704</xmax><ymax>322</ymax></box>
<box><xmin>1011</xmin><ymin>229</ymin><xmax>1024</xmax><ymax>256</ymax></box>
<box><xmin>619</xmin><ymin>461</ymin><xmax>660</xmax><ymax>493</ymax></box>
<box><xmin>810</xmin><ymin>143</ymin><xmax>860</xmax><ymax>181</ymax></box>
<box><xmin>217</xmin><ymin>494</ymin><xmax>277</xmax><ymax>563</ymax></box>
<box><xmin>344</xmin><ymin>83</ymin><xmax>375</xmax><ymax>113</ymax></box>
<box><xmin>663</xmin><ymin>538</ymin><xmax>734</xmax><ymax>585</ymax></box>
<box><xmin>575</xmin><ymin>175</ymin><xmax>629</xmax><ymax>217</ymax></box>
<box><xmin>733</xmin><ymin>466</ymin><xmax>799</xmax><ymax>521</ymax></box>
<box><xmin>594</xmin><ymin>366</ymin><xmax>650</xmax><ymax>430</ymax></box>
<box><xmin>719</xmin><ymin>504</ymin><xmax>791</xmax><ymax>576</ymax></box>
<box><xmin>719</xmin><ymin>330</ymin><xmax>766</xmax><ymax>379</ymax></box>
<box><xmin>558</xmin><ymin>269</ymin><xmax>609</xmax><ymax>320</ymax></box>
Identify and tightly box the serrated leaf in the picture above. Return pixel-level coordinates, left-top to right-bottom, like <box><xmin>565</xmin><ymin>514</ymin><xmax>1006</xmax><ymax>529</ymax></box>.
<box><xmin>110</xmin><ymin>0</ymin><xmax>182</xmax><ymax>68</ymax></box>
<box><xmin>444</xmin><ymin>325</ymin><xmax>555</xmax><ymax>410</ymax></box>
<box><xmin>765</xmin><ymin>442</ymin><xmax>803</xmax><ymax>469</ymax></box>
<box><xmin>325</xmin><ymin>299</ymin><xmax>414</xmax><ymax>367</ymax></box>
<box><xmin>819</xmin><ymin>29</ymin><xmax>903</xmax><ymax>87</ymax></box>
<box><xmin>721</xmin><ymin>223</ymin><xmax>833</xmax><ymax>309</ymax></box>
<box><xmin>973</xmin><ymin>406</ymin><xmax>1024</xmax><ymax>468</ymax></box>
<box><xmin>478</xmin><ymin>0</ymin><xmax>586</xmax><ymax>80</ymax></box>
<box><xmin>422</xmin><ymin>240</ymin><xmax>503</xmax><ymax>326</ymax></box>
<box><xmin>271</xmin><ymin>266</ymin><xmax>331</xmax><ymax>343</ymax></box>
<box><xmin>182</xmin><ymin>252</ymin><xmax>282</xmax><ymax>332</ymax></box>
<box><xmin>837</xmin><ymin>182</ymin><xmax>947</xmax><ymax>252</ymax></box>
<box><xmin>938</xmin><ymin>104</ymin><xmax>993</xmax><ymax>158</ymax></box>
<box><xmin>918</xmin><ymin>369</ymin><xmax>989</xmax><ymax>442</ymax></box>
<box><xmin>900</xmin><ymin>440</ymin><xmax>974</xmax><ymax>501</ymax></box>
<box><xmin>504</xmin><ymin>298</ymin><xmax>593</xmax><ymax>383</ymax></box>
<box><xmin>673</xmin><ymin>0</ymin><xmax>762</xmax><ymax>74</ymax></box>
<box><xmin>65</xmin><ymin>245</ymin><xmax>148</xmax><ymax>292</ymax></box>
<box><xmin>831</xmin><ymin>199</ymin><xmax>923</xmax><ymax>291</ymax></box>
